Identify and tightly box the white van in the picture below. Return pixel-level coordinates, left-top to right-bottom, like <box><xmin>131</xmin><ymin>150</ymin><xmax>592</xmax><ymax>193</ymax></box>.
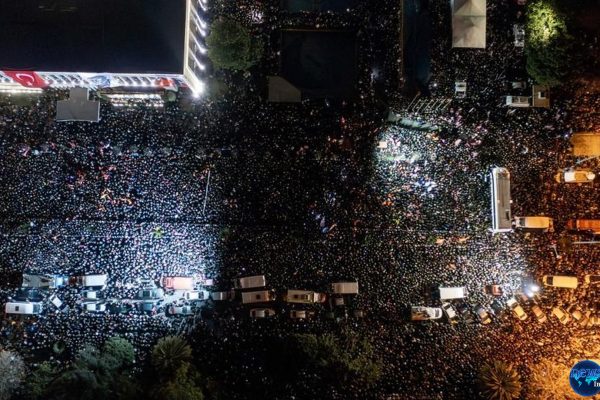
<box><xmin>182</xmin><ymin>290</ymin><xmax>205</xmax><ymax>301</ymax></box>
<box><xmin>514</xmin><ymin>216</ymin><xmax>554</xmax><ymax>232</ymax></box>
<box><xmin>506</xmin><ymin>96</ymin><xmax>531</xmax><ymax>107</ymax></box>
<box><xmin>241</xmin><ymin>290</ymin><xmax>275</xmax><ymax>304</ymax></box>
<box><xmin>5</xmin><ymin>301</ymin><xmax>43</xmax><ymax>315</ymax></box>
<box><xmin>331</xmin><ymin>282</ymin><xmax>359</xmax><ymax>295</ymax></box>
<box><xmin>285</xmin><ymin>290</ymin><xmax>326</xmax><ymax>304</ymax></box>
<box><xmin>233</xmin><ymin>275</ymin><xmax>266</xmax><ymax>290</ymax></box>
<box><xmin>70</xmin><ymin>274</ymin><xmax>108</xmax><ymax>290</ymax></box>
<box><xmin>542</xmin><ymin>275</ymin><xmax>578</xmax><ymax>289</ymax></box>
<box><xmin>439</xmin><ymin>287</ymin><xmax>466</xmax><ymax>300</ymax></box>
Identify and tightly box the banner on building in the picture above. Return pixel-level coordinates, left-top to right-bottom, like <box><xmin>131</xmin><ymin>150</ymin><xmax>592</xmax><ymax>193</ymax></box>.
<box><xmin>3</xmin><ymin>70</ymin><xmax>49</xmax><ymax>88</ymax></box>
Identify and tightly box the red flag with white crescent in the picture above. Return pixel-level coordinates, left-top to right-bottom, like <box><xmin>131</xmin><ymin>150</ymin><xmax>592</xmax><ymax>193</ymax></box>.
<box><xmin>155</xmin><ymin>77</ymin><xmax>177</xmax><ymax>92</ymax></box>
<box><xmin>3</xmin><ymin>71</ymin><xmax>48</xmax><ymax>88</ymax></box>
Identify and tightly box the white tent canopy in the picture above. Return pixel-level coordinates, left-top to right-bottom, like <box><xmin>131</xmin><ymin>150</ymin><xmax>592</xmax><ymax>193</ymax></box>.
<box><xmin>452</xmin><ymin>0</ymin><xmax>486</xmax><ymax>16</ymax></box>
<box><xmin>452</xmin><ymin>0</ymin><xmax>486</xmax><ymax>49</ymax></box>
<box><xmin>452</xmin><ymin>16</ymin><xmax>486</xmax><ymax>48</ymax></box>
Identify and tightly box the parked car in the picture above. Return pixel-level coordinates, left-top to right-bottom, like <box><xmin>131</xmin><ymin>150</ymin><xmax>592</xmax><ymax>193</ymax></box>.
<box><xmin>411</xmin><ymin>306</ymin><xmax>442</xmax><ymax>321</ymax></box>
<box><xmin>137</xmin><ymin>300</ymin><xmax>162</xmax><ymax>314</ymax></box>
<box><xmin>441</xmin><ymin>302</ymin><xmax>458</xmax><ymax>324</ymax></box>
<box><xmin>490</xmin><ymin>300</ymin><xmax>506</xmax><ymax>318</ymax></box>
<box><xmin>485</xmin><ymin>285</ymin><xmax>504</xmax><ymax>296</ymax></box>
<box><xmin>182</xmin><ymin>290</ymin><xmax>205</xmax><ymax>301</ymax></box>
<box><xmin>250</xmin><ymin>308</ymin><xmax>276</xmax><ymax>318</ymax></box>
<box><xmin>552</xmin><ymin>307</ymin><xmax>571</xmax><ymax>325</ymax></box>
<box><xmin>531</xmin><ymin>305</ymin><xmax>547</xmax><ymax>323</ymax></box>
<box><xmin>81</xmin><ymin>302</ymin><xmax>106</xmax><ymax>312</ymax></box>
<box><xmin>210</xmin><ymin>290</ymin><xmax>235</xmax><ymax>301</ymax></box>
<box><xmin>585</xmin><ymin>275</ymin><xmax>600</xmax><ymax>285</ymax></box>
<box><xmin>167</xmin><ymin>305</ymin><xmax>194</xmax><ymax>315</ymax></box>
<box><xmin>507</xmin><ymin>297</ymin><xmax>528</xmax><ymax>321</ymax></box>
<box><xmin>137</xmin><ymin>287</ymin><xmax>165</xmax><ymax>300</ymax></box>
<box><xmin>456</xmin><ymin>302</ymin><xmax>476</xmax><ymax>323</ymax></box>
<box><xmin>290</xmin><ymin>310</ymin><xmax>314</xmax><ymax>319</ymax></box>
<box><xmin>474</xmin><ymin>306</ymin><xmax>492</xmax><ymax>325</ymax></box>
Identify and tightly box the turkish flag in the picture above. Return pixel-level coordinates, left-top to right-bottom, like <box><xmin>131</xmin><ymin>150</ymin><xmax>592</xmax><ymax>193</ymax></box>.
<box><xmin>156</xmin><ymin>77</ymin><xmax>177</xmax><ymax>92</ymax></box>
<box><xmin>3</xmin><ymin>71</ymin><xmax>48</xmax><ymax>88</ymax></box>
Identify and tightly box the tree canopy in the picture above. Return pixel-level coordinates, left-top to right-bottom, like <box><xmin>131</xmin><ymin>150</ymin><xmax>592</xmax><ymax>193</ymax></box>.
<box><xmin>206</xmin><ymin>18</ymin><xmax>263</xmax><ymax>71</ymax></box>
<box><xmin>478</xmin><ymin>361</ymin><xmax>522</xmax><ymax>400</ymax></box>
<box><xmin>525</xmin><ymin>0</ymin><xmax>572</xmax><ymax>86</ymax></box>
<box><xmin>0</xmin><ymin>350</ymin><xmax>26</xmax><ymax>400</ymax></box>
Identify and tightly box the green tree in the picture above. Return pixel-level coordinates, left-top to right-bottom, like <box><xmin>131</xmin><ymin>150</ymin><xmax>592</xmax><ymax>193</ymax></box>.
<box><xmin>153</xmin><ymin>363</ymin><xmax>204</xmax><ymax>400</ymax></box>
<box><xmin>103</xmin><ymin>337</ymin><xmax>135</xmax><ymax>369</ymax></box>
<box><xmin>151</xmin><ymin>336</ymin><xmax>193</xmax><ymax>377</ymax></box>
<box><xmin>0</xmin><ymin>350</ymin><xmax>25</xmax><ymax>400</ymax></box>
<box><xmin>275</xmin><ymin>331</ymin><xmax>382</xmax><ymax>391</ymax></box>
<box><xmin>478</xmin><ymin>361</ymin><xmax>522</xmax><ymax>400</ymax></box>
<box><xmin>206</xmin><ymin>18</ymin><xmax>263</xmax><ymax>71</ymax></box>
<box><xmin>23</xmin><ymin>362</ymin><xmax>58</xmax><ymax>400</ymax></box>
<box><xmin>525</xmin><ymin>0</ymin><xmax>572</xmax><ymax>86</ymax></box>
<box><xmin>47</xmin><ymin>339</ymin><xmax>138</xmax><ymax>400</ymax></box>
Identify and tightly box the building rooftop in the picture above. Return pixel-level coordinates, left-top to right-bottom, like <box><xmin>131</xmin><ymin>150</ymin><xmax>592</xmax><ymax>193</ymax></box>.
<box><xmin>0</xmin><ymin>0</ymin><xmax>186</xmax><ymax>74</ymax></box>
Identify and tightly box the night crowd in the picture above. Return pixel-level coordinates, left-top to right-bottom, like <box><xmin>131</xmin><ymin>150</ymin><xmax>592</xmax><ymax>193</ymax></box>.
<box><xmin>0</xmin><ymin>0</ymin><xmax>599</xmax><ymax>399</ymax></box>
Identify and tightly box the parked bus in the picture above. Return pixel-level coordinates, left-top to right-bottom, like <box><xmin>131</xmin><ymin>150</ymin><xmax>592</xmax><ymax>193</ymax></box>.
<box><xmin>490</xmin><ymin>167</ymin><xmax>512</xmax><ymax>233</ymax></box>
<box><xmin>566</xmin><ymin>219</ymin><xmax>600</xmax><ymax>235</ymax></box>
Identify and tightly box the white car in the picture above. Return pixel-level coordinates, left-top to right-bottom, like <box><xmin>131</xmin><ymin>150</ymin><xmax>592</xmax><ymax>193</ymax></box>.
<box><xmin>507</xmin><ymin>298</ymin><xmax>528</xmax><ymax>321</ymax></box>
<box><xmin>441</xmin><ymin>302</ymin><xmax>458</xmax><ymax>324</ymax></box>
<box><xmin>81</xmin><ymin>302</ymin><xmax>106</xmax><ymax>312</ymax></box>
<box><xmin>552</xmin><ymin>307</ymin><xmax>571</xmax><ymax>325</ymax></box>
<box><xmin>411</xmin><ymin>307</ymin><xmax>442</xmax><ymax>321</ymax></box>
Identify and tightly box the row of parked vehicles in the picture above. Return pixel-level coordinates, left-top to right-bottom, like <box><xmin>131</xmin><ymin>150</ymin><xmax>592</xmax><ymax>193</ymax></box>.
<box><xmin>228</xmin><ymin>275</ymin><xmax>360</xmax><ymax>320</ymax></box>
<box><xmin>411</xmin><ymin>275</ymin><xmax>600</xmax><ymax>325</ymax></box>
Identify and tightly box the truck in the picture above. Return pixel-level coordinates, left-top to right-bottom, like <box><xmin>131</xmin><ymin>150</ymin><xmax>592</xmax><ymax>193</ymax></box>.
<box><xmin>331</xmin><ymin>281</ymin><xmax>359</xmax><ymax>295</ymax></box>
<box><xmin>284</xmin><ymin>290</ymin><xmax>327</xmax><ymax>304</ymax></box>
<box><xmin>162</xmin><ymin>277</ymin><xmax>194</xmax><ymax>291</ymax></box>
<box><xmin>69</xmin><ymin>274</ymin><xmax>108</xmax><ymax>290</ymax></box>
<box><xmin>22</xmin><ymin>274</ymin><xmax>68</xmax><ymax>289</ymax></box>
<box><xmin>513</xmin><ymin>216</ymin><xmax>554</xmax><ymax>232</ymax></box>
<box><xmin>5</xmin><ymin>301</ymin><xmax>43</xmax><ymax>315</ymax></box>
<box><xmin>233</xmin><ymin>275</ymin><xmax>266</xmax><ymax>290</ymax></box>
<box><xmin>241</xmin><ymin>290</ymin><xmax>275</xmax><ymax>304</ymax></box>
<box><xmin>566</xmin><ymin>219</ymin><xmax>600</xmax><ymax>235</ymax></box>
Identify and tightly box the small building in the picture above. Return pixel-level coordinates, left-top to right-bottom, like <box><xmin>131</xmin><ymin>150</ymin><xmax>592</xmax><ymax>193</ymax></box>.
<box><xmin>531</xmin><ymin>85</ymin><xmax>550</xmax><ymax>108</ymax></box>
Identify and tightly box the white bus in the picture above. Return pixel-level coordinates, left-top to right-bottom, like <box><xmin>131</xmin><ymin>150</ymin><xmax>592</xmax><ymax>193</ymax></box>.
<box><xmin>490</xmin><ymin>167</ymin><xmax>512</xmax><ymax>233</ymax></box>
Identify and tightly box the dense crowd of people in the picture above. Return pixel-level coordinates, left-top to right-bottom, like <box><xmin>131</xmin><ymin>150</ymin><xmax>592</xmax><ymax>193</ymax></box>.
<box><xmin>0</xmin><ymin>0</ymin><xmax>598</xmax><ymax>399</ymax></box>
